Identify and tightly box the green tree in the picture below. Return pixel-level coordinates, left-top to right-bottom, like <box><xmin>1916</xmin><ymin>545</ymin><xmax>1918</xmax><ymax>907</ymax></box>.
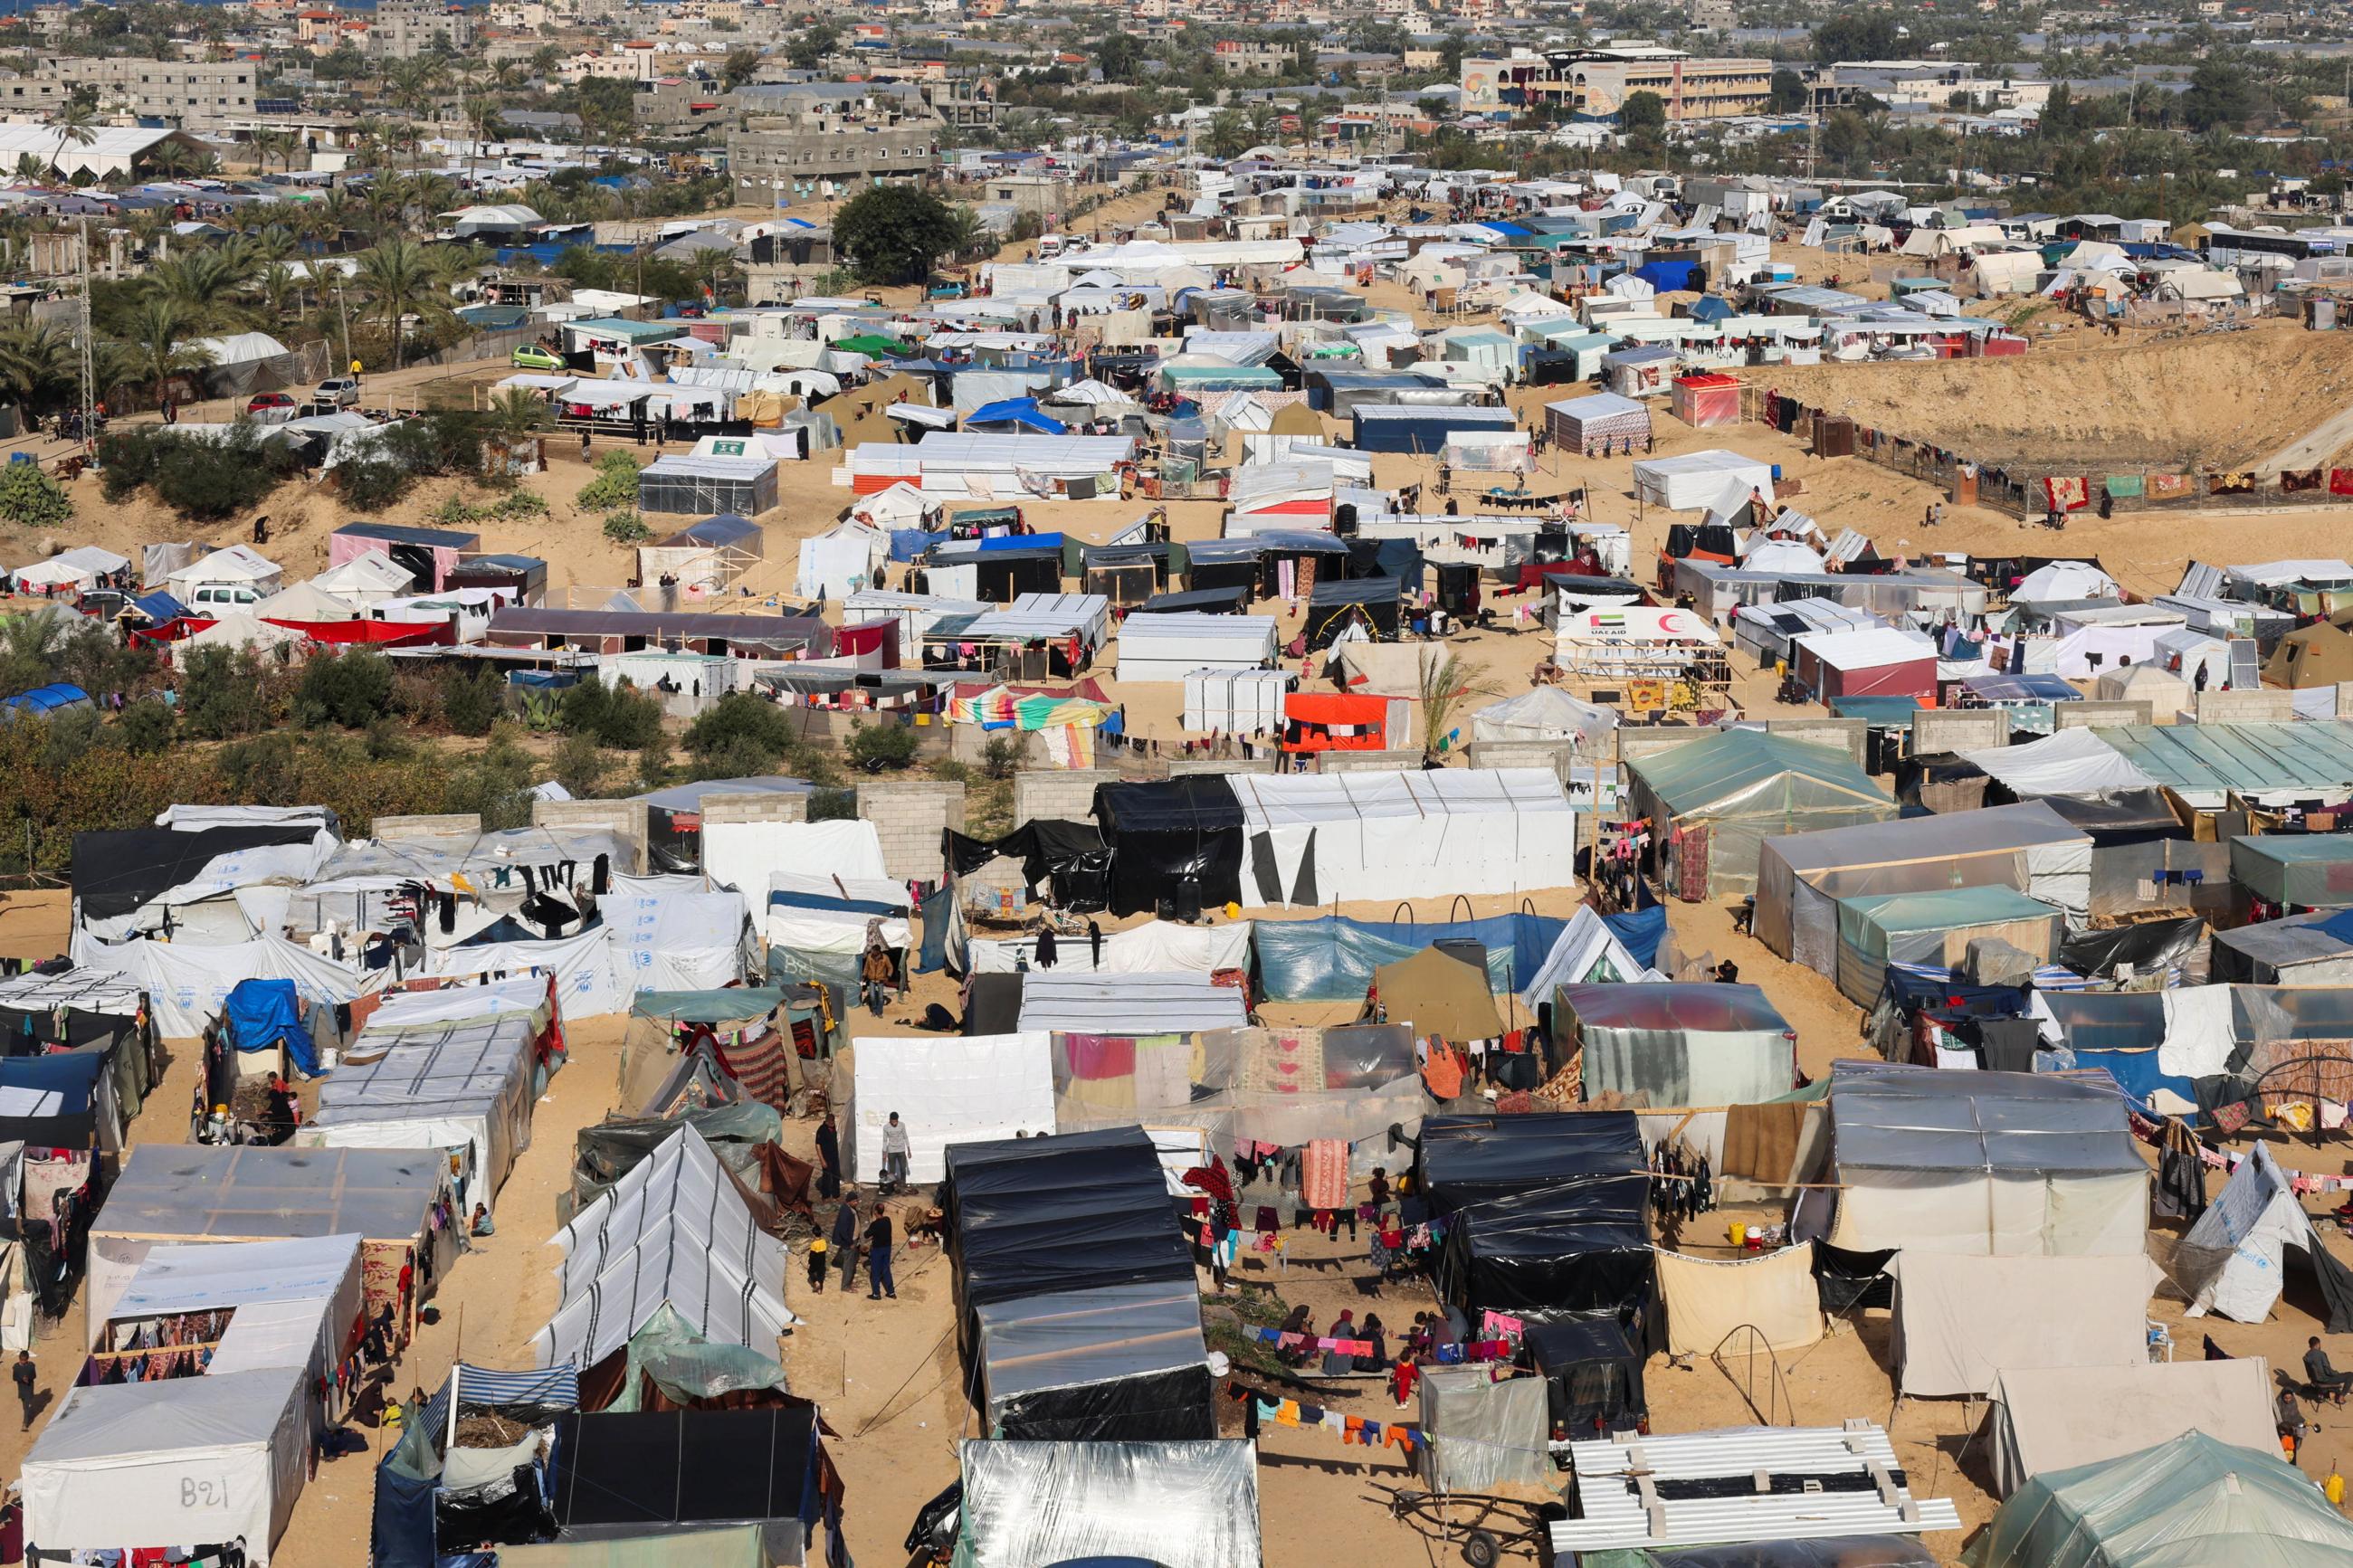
<box><xmin>119</xmin><ymin>298</ymin><xmax>214</xmax><ymax>406</ymax></box>
<box><xmin>786</xmin><ymin>23</ymin><xmax>840</xmax><ymax>72</ymax></box>
<box><xmin>576</xmin><ymin>77</ymin><xmax>637</xmax><ymax>146</ymax></box>
<box><xmin>845</xmin><ymin>719</ymin><xmax>918</xmax><ymax>772</ymax></box>
<box><xmin>551</xmin><ymin>732</ymin><xmax>607</xmax><ymax>797</ymax></box>
<box><xmin>681</xmin><ymin>691</ymin><xmax>794</xmax><ymax>777</ymax></box>
<box><xmin>2182</xmin><ymin>58</ymin><xmax>2256</xmax><ymax>132</ymax></box>
<box><xmin>294</xmin><ymin>649</ymin><xmax>395</xmax><ymax>728</ymax></box>
<box><xmin>177</xmin><ymin>645</ymin><xmax>272</xmax><ymax>739</ymax></box>
<box><xmin>1768</xmin><ymin>69</ymin><xmax>1808</xmax><ymax>115</ymax></box>
<box><xmin>2042</xmin><ymin>80</ymin><xmax>2073</xmax><ymax>135</ymax></box>
<box><xmin>439</xmin><ymin>665</ymin><xmax>503</xmax><ymax>736</ymax></box>
<box><xmin>1204</xmin><ymin>110</ymin><xmax>1251</xmax><ymax>158</ymax></box>
<box><xmin>1814</xmin><ymin>14</ymin><xmax>1901</xmax><ymax>63</ymax></box>
<box><xmin>1618</xmin><ymin>90</ymin><xmax>1667</xmax><ymax>136</ymax></box>
<box><xmin>0</xmin><ymin>321</ymin><xmax>78</xmax><ymax>420</ymax></box>
<box><xmin>831</xmin><ymin>185</ymin><xmax>963</xmax><ymax>286</ymax></box>
<box><xmin>118</xmin><ymin>696</ymin><xmax>174</xmax><ymax>753</ymax></box>
<box><xmin>1094</xmin><ymin>33</ymin><xmax>1147</xmax><ymax>82</ymax></box>
<box><xmin>721</xmin><ymin>44</ymin><xmax>763</xmax><ymax>90</ymax></box>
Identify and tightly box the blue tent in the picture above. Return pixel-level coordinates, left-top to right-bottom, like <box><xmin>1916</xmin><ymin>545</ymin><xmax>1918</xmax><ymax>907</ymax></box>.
<box><xmin>963</xmin><ymin>397</ymin><xmax>1068</xmax><ymax>435</ymax></box>
<box><xmin>126</xmin><ymin>590</ymin><xmax>186</xmax><ymax>624</ymax></box>
<box><xmin>0</xmin><ymin>1052</ymin><xmax>101</xmax><ymax>1145</ymax></box>
<box><xmin>1684</xmin><ymin>296</ymin><xmax>1736</xmax><ymax>322</ymax></box>
<box><xmin>223</xmin><ymin>977</ymin><xmax>315</xmax><ymax>1075</ymax></box>
<box><xmin>1602</xmin><ymin>905</ymin><xmax>1666</xmax><ymax>969</ymax></box>
<box><xmin>0</xmin><ymin>682</ymin><xmax>90</xmax><ymax>719</ymax></box>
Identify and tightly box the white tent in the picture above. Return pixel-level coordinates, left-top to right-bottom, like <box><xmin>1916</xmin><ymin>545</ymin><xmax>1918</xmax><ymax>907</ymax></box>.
<box><xmin>1015</xmin><ymin>971</ymin><xmax>1248</xmax><ymax>1035</ymax></box>
<box><xmin>601</xmin><ymin>888</ymin><xmax>749</xmax><ymax>992</ymax></box>
<box><xmin>13</xmin><ymin>545</ymin><xmax>128</xmax><ymax>593</ymax></box>
<box><xmin>1631</xmin><ymin>451</ymin><xmax>1775</xmax><ymax>510</ymax></box>
<box><xmin>312</xmin><ymin>552</ymin><xmax>415</xmax><ymax>606</ymax></box>
<box><xmin>795</xmin><ymin>518</ymin><xmax>889</xmax><ymax>600</ymax></box>
<box><xmin>2179</xmin><ymin>1141</ymin><xmax>2353</xmax><ymax>1328</ymax></box>
<box><xmin>1891</xmin><ymin>1251</ymin><xmax>2161</xmax><ymax>1397</ymax></box>
<box><xmin>426</xmin><ymin>928</ymin><xmax>630</xmax><ymax>1020</ymax></box>
<box><xmin>764</xmin><ymin>870</ymin><xmax>911</xmax><ymax>955</ymax></box>
<box><xmin>171</xmin><ymin>612</ymin><xmax>303</xmax><ymax>668</ymax></box>
<box><xmin>701</xmin><ymin>819</ymin><xmax>889</xmax><ymax>925</ymax></box>
<box><xmin>2012</xmin><ymin>562</ymin><xmax>2119</xmax><ymax>603</ymax></box>
<box><xmin>166</xmin><ymin>544</ymin><xmax>285</xmax><ymax>599</ymax></box>
<box><xmin>1984</xmin><ymin>1359</ymin><xmax>2276</xmax><ymax>1498</ymax></box>
<box><xmin>67</xmin><ymin>929</ymin><xmax>376</xmax><ymax>1039</ymax></box>
<box><xmin>252</xmin><ymin>580</ymin><xmax>362</xmax><ymax>622</ymax></box>
<box><xmin>843</xmin><ymin>1032</ymin><xmax>1053</xmax><ymax>1183</ymax></box>
<box><xmin>1516</xmin><ymin>905</ymin><xmax>1654</xmax><ymax>1004</ymax></box>
<box><xmin>963</xmin><ymin>919</ymin><xmax>1253</xmax><ymax>976</ymax></box>
<box><xmin>531</xmin><ymin>1124</ymin><xmax>795</xmax><ymax>1371</ymax></box>
<box><xmin>1182</xmin><ymin>668</ymin><xmax>1291</xmax><ymax>734</ymax></box>
<box><xmin>846</xmin><ymin>480</ymin><xmax>938</xmax><ymax>530</ymax></box>
<box><xmin>1116</xmin><ymin>613</ymin><xmax>1278</xmax><ymax>683</ymax></box>
<box><xmin>25</xmin><ymin>1234</ymin><xmax>363</xmax><ymax>1566</ymax></box>
<box><xmin>1231</xmin><ymin>767</ymin><xmax>1577</xmax><ymax>906</ymax></box>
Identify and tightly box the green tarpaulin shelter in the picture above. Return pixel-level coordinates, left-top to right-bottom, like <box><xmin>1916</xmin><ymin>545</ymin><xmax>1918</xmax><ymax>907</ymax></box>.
<box><xmin>1626</xmin><ymin>729</ymin><xmax>1897</xmax><ymax>901</ymax></box>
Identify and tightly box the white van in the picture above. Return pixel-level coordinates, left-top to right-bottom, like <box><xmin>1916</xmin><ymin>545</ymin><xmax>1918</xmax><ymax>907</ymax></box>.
<box><xmin>1035</xmin><ymin>234</ymin><xmax>1068</xmax><ymax>260</ymax></box>
<box><xmin>185</xmin><ymin>583</ymin><xmax>262</xmax><ymax>610</ymax></box>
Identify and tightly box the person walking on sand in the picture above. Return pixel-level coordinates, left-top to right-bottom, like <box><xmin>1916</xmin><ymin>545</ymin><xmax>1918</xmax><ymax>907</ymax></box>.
<box><xmin>13</xmin><ymin>1350</ymin><xmax>33</xmax><ymax>1430</ymax></box>
<box><xmin>831</xmin><ymin>1189</ymin><xmax>862</xmax><ymax>1293</ymax></box>
<box><xmin>881</xmin><ymin>1111</ymin><xmax>910</xmax><ymax>1193</ymax></box>
<box><xmin>814</xmin><ymin>1114</ymin><xmax>842</xmax><ymax>1201</ymax></box>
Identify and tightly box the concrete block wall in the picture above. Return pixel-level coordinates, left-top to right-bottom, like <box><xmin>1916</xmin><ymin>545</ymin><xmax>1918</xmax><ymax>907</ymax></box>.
<box><xmin>1162</xmin><ymin>756</ymin><xmax>1277</xmax><ymax>777</ymax></box>
<box><xmin>2054</xmin><ymin>700</ymin><xmax>2153</xmax><ymax>732</ymax></box>
<box><xmin>701</xmin><ymin>792</ymin><xmax>810</xmax><ymax>826</ymax></box>
<box><xmin>1014</xmin><ymin>768</ymin><xmax>1119</xmax><ymax>827</ymax></box>
<box><xmin>1912</xmin><ymin>709</ymin><xmax>2009</xmax><ymax>755</ymax></box>
<box><xmin>1315</xmin><ymin>750</ymin><xmax>1424</xmax><ymax>774</ymax></box>
<box><xmin>2196</xmin><ymin>688</ymin><xmax>2295</xmax><ymax>725</ymax></box>
<box><xmin>857</xmin><ymin>780</ymin><xmax>966</xmax><ymax>881</ymax></box>
<box><xmin>531</xmin><ymin>798</ymin><xmax>651</xmax><ymax>873</ymax></box>
<box><xmin>1463</xmin><ymin>738</ymin><xmax>1579</xmax><ymax>782</ymax></box>
<box><xmin>1615</xmin><ymin>727</ymin><xmax>1716</xmax><ymax>766</ymax></box>
<box><xmin>373</xmin><ymin>813</ymin><xmax>481</xmax><ymax>841</ymax></box>
<box><xmin>1764</xmin><ymin>717</ymin><xmax>1868</xmax><ymax>769</ymax></box>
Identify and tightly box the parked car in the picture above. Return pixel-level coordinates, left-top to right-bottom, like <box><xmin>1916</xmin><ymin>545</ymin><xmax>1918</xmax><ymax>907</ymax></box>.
<box><xmin>510</xmin><ymin>344</ymin><xmax>564</xmax><ymax>371</ymax></box>
<box><xmin>313</xmin><ymin>377</ymin><xmax>362</xmax><ymax>407</ymax></box>
<box><xmin>246</xmin><ymin>391</ymin><xmax>300</xmax><ymax>423</ymax></box>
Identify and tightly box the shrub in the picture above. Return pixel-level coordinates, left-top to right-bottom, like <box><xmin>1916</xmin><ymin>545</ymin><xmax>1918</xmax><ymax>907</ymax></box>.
<box><xmin>558</xmin><ymin>678</ymin><xmax>665</xmax><ymax>750</ymax></box>
<box><xmin>96</xmin><ymin>429</ymin><xmax>165</xmax><ymax>503</ymax></box>
<box><xmin>551</xmin><ymin>732</ymin><xmax>607</xmax><ymax>797</ymax></box>
<box><xmin>153</xmin><ymin>428</ymin><xmax>299</xmax><ymax>522</ymax></box>
<box><xmin>980</xmin><ymin>734</ymin><xmax>1023</xmax><ymax>780</ymax></box>
<box><xmin>845</xmin><ymin>718</ymin><xmax>918</xmax><ymax>772</ymax></box>
<box><xmin>439</xmin><ymin>665</ymin><xmax>504</xmax><ymax>736</ymax></box>
<box><xmin>177</xmin><ymin>645</ymin><xmax>273</xmax><ymax>738</ymax></box>
<box><xmin>808</xmin><ymin>786</ymin><xmax>858</xmax><ymax>821</ymax></box>
<box><xmin>293</xmin><ymin>649</ymin><xmax>395</xmax><ymax>729</ymax></box>
<box><xmin>117</xmin><ymin>696</ymin><xmax>174</xmax><ymax>753</ymax></box>
<box><xmin>576</xmin><ymin>451</ymin><xmax>643</xmax><ymax>511</ymax></box>
<box><xmin>600</xmin><ymin>510</ymin><xmax>653</xmax><ymax>544</ymax></box>
<box><xmin>0</xmin><ymin>465</ymin><xmax>71</xmax><ymax>529</ymax></box>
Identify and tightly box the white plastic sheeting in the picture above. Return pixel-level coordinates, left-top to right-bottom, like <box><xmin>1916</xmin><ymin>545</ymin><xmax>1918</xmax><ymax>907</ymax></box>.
<box><xmin>1631</xmin><ymin>450</ymin><xmax>1775</xmax><ymax>510</ymax></box>
<box><xmin>765</xmin><ymin>871</ymin><xmax>911</xmax><ymax>955</ymax></box>
<box><xmin>1419</xmin><ymin>1367</ymin><xmax>1550</xmax><ymax>1492</ymax></box>
<box><xmin>954</xmin><ymin>1439</ymin><xmax>1261</xmax><ymax>1568</ymax></box>
<box><xmin>703</xmin><ymin>820</ymin><xmax>889</xmax><ymax>925</ymax></box>
<box><xmin>1891</xmin><ymin>1251</ymin><xmax>2159</xmax><ymax>1397</ymax></box>
<box><xmin>306</xmin><ymin>1018</ymin><xmax>537</xmax><ymax>1217</ymax></box>
<box><xmin>1517</xmin><ymin>906</ymin><xmax>1655</xmax><ymax>1004</ymax></box>
<box><xmin>1469</xmin><ymin>685</ymin><xmax>1618</xmax><ymax>747</ymax></box>
<box><xmin>428</xmin><ymin>928</ymin><xmax>627</xmax><ymax>1021</ymax></box>
<box><xmin>965</xmin><ymin>919</ymin><xmax>1252</xmax><ymax>976</ymax></box>
<box><xmin>67</xmin><ymin>929</ymin><xmax>377</xmax><ymax>1039</ymax></box>
<box><xmin>532</xmin><ymin>1124</ymin><xmax>795</xmax><ymax>1371</ymax></box>
<box><xmin>843</xmin><ymin>1033</ymin><xmax>1053</xmax><ymax>1183</ymax></box>
<box><xmin>2158</xmin><ymin>985</ymin><xmax>2238</xmax><ymax>1079</ymax></box>
<box><xmin>1182</xmin><ymin>668</ymin><xmax>1291</xmax><ymax>734</ymax></box>
<box><xmin>1230</xmin><ymin>768</ymin><xmax>1577</xmax><ymax>906</ymax></box>
<box><xmin>2180</xmin><ymin>1142</ymin><xmax>2346</xmax><ymax>1326</ymax></box>
<box><xmin>1015</xmin><ymin>971</ymin><xmax>1247</xmax><ymax>1035</ymax></box>
<box><xmin>1116</xmin><ymin>614</ymin><xmax>1279</xmax><ymax>683</ymax></box>
<box><xmin>1962</xmin><ymin>728</ymin><xmax>2156</xmax><ymax>799</ymax></box>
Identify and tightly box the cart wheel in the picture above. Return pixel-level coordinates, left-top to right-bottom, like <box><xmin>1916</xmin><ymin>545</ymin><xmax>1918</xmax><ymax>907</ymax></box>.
<box><xmin>1462</xmin><ymin>1529</ymin><xmax>1501</xmax><ymax>1568</ymax></box>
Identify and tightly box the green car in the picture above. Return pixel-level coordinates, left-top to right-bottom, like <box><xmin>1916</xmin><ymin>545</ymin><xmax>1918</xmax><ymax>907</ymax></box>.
<box><xmin>510</xmin><ymin>344</ymin><xmax>564</xmax><ymax>371</ymax></box>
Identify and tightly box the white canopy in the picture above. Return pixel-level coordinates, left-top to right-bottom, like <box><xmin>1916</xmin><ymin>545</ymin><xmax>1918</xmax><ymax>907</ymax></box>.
<box><xmin>1632</xmin><ymin>450</ymin><xmax>1774</xmax><ymax>510</ymax></box>
<box><xmin>701</xmin><ymin>819</ymin><xmax>888</xmax><ymax>925</ymax></box>
<box><xmin>1892</xmin><ymin>1251</ymin><xmax>2159</xmax><ymax>1397</ymax></box>
<box><xmin>1231</xmin><ymin>767</ymin><xmax>1577</xmax><ymax>906</ymax></box>
<box><xmin>531</xmin><ymin>1124</ymin><xmax>795</xmax><ymax>1370</ymax></box>
<box><xmin>1470</xmin><ymin>685</ymin><xmax>1618</xmax><ymax>746</ymax></box>
<box><xmin>1963</xmin><ymin>727</ymin><xmax>2155</xmax><ymax>798</ymax></box>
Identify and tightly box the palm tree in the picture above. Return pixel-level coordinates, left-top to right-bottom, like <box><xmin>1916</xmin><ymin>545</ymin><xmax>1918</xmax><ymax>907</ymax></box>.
<box><xmin>250</xmin><ymin>128</ymin><xmax>298</xmax><ymax>175</ymax></box>
<box><xmin>147</xmin><ymin>138</ymin><xmax>195</xmax><ymax>184</ymax></box>
<box><xmin>1204</xmin><ymin>110</ymin><xmax>1251</xmax><ymax>159</ymax></box>
<box><xmin>47</xmin><ymin>98</ymin><xmax>98</xmax><ymax>177</ymax></box>
<box><xmin>148</xmin><ymin>249</ymin><xmax>261</xmax><ymax>330</ymax></box>
<box><xmin>253</xmin><ymin>261</ymin><xmax>302</xmax><ymax>326</ymax></box>
<box><xmin>690</xmin><ymin>246</ymin><xmax>738</xmax><ymax>306</ymax></box>
<box><xmin>941</xmin><ymin>203</ymin><xmax>989</xmax><ymax>262</ymax></box>
<box><xmin>0</xmin><ymin>321</ymin><xmax>76</xmax><ymax>420</ymax></box>
<box><xmin>117</xmin><ymin>299</ymin><xmax>214</xmax><ymax>409</ymax></box>
<box><xmin>353</xmin><ymin>239</ymin><xmax>455</xmax><ymax>369</ymax></box>
<box><xmin>10</xmin><ymin>153</ymin><xmax>41</xmax><ymax>185</ymax></box>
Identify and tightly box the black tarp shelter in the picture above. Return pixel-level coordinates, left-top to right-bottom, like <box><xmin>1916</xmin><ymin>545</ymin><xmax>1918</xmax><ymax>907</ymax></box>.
<box><xmin>547</xmin><ymin>1407</ymin><xmax>824</xmax><ymax>1557</ymax></box>
<box><xmin>1091</xmin><ymin>777</ymin><xmax>1245</xmax><ymax>919</ymax></box>
<box><xmin>1422</xmin><ymin>1112</ymin><xmax>1653</xmax><ymax>1329</ymax></box>
<box><xmin>71</xmin><ymin>824</ymin><xmax>319</xmax><ymax>919</ymax></box>
<box><xmin>1522</xmin><ymin>1316</ymin><xmax>1645</xmax><ymax>1435</ymax></box>
<box><xmin>1303</xmin><ymin>576</ymin><xmax>1402</xmax><ymax>650</ymax></box>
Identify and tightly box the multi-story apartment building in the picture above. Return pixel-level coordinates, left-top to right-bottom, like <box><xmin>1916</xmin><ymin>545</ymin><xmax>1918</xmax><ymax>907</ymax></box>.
<box><xmin>1215</xmin><ymin>39</ymin><xmax>1292</xmax><ymax>76</ymax></box>
<box><xmin>1460</xmin><ymin>43</ymin><xmax>1773</xmax><ymax>121</ymax></box>
<box><xmin>724</xmin><ymin>84</ymin><xmax>938</xmax><ymax>202</ymax></box>
<box><xmin>368</xmin><ymin>0</ymin><xmax>472</xmax><ymax>59</ymax></box>
<box><xmin>38</xmin><ymin>57</ymin><xmax>258</xmax><ymax>129</ymax></box>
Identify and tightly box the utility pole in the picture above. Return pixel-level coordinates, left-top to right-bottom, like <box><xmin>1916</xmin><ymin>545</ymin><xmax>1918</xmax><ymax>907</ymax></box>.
<box><xmin>335</xmin><ymin>278</ymin><xmax>353</xmax><ymax>378</ymax></box>
<box><xmin>75</xmin><ymin>215</ymin><xmax>92</xmax><ymax>455</ymax></box>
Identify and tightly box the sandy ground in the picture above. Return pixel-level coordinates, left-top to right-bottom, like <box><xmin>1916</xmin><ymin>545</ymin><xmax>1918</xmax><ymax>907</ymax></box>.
<box><xmin>14</xmin><ymin>229</ymin><xmax>2353</xmax><ymax>1564</ymax></box>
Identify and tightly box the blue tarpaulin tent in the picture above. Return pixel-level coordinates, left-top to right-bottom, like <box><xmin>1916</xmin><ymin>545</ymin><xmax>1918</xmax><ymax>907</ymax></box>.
<box><xmin>0</xmin><ymin>683</ymin><xmax>90</xmax><ymax>719</ymax></box>
<box><xmin>223</xmin><ymin>977</ymin><xmax>314</xmax><ymax>1075</ymax></box>
<box><xmin>1254</xmin><ymin>913</ymin><xmax>1565</xmax><ymax>1001</ymax></box>
<box><xmin>964</xmin><ymin>397</ymin><xmax>1068</xmax><ymax>435</ymax></box>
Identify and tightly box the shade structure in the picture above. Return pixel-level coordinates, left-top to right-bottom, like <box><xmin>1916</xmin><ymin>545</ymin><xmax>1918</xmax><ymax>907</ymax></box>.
<box><xmin>1114</xmin><ymin>613</ymin><xmax>1278</xmax><ymax>683</ymax></box>
<box><xmin>1806</xmin><ymin>1063</ymin><xmax>2148</xmax><ymax>1258</ymax></box>
<box><xmin>1966</xmin><ymin>1430</ymin><xmax>2353</xmax><ymax>1568</ymax></box>
<box><xmin>1419</xmin><ymin>1366</ymin><xmax>1550</xmax><ymax>1491</ymax></box>
<box><xmin>1422</xmin><ymin>1112</ymin><xmax>1652</xmax><ymax>1326</ymax></box>
<box><xmin>2210</xmin><ymin>910</ymin><xmax>2353</xmax><ymax>985</ymax></box>
<box><xmin>1559</xmin><ymin>982</ymin><xmax>1796</xmax><ymax>1108</ymax></box>
<box><xmin>531</xmin><ymin>1124</ymin><xmax>795</xmax><ymax>1372</ymax></box>
<box><xmin>1657</xmin><ymin>1243</ymin><xmax>1824</xmax><ymax>1357</ymax></box>
<box><xmin>1228</xmin><ymin>767</ymin><xmax>1577</xmax><ymax>907</ymax></box>
<box><xmin>1963</xmin><ymin>727</ymin><xmax>2158</xmax><ymax>800</ymax></box>
<box><xmin>842</xmin><ymin>1033</ymin><xmax>1054</xmax><ymax>1184</ymax></box>
<box><xmin>953</xmin><ymin>1440</ymin><xmax>1260</xmax><ymax>1568</ymax></box>
<box><xmin>1982</xmin><ymin>1359</ymin><xmax>2277</xmax><ymax>1499</ymax></box>
<box><xmin>1890</xmin><ymin>1250</ymin><xmax>2160</xmax><ymax>1397</ymax></box>
<box><xmin>1627</xmin><ymin>729</ymin><xmax>1898</xmax><ymax>900</ymax></box>
<box><xmin>1756</xmin><ymin>801</ymin><xmax>2092</xmax><ymax>974</ymax></box>
<box><xmin>972</xmin><ymin>1279</ymin><xmax>1211</xmax><ymax>1441</ymax></box>
<box><xmin>1833</xmin><ymin>886</ymin><xmax>2065</xmax><ymax>1007</ymax></box>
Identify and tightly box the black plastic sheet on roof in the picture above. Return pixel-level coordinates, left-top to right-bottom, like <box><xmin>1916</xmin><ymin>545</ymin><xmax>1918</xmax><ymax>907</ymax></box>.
<box><xmin>1419</xmin><ymin>1111</ymin><xmax>1643</xmax><ymax>1215</ymax></box>
<box><xmin>946</xmin><ymin>820</ymin><xmax>1109</xmax><ymax>912</ymax></box>
<box><xmin>548</xmin><ymin>1407</ymin><xmax>820</xmax><ymax>1536</ymax></box>
<box><xmin>1437</xmin><ymin>1174</ymin><xmax>1653</xmax><ymax>1326</ymax></box>
<box><xmin>943</xmin><ymin>1126</ymin><xmax>1196</xmax><ymax>1320</ymax></box>
<box><xmin>1091</xmin><ymin>776</ymin><xmax>1244</xmax><ymax>919</ymax></box>
<box><xmin>1522</xmin><ymin>1315</ymin><xmax>1645</xmax><ymax>1432</ymax></box>
<box><xmin>2038</xmin><ymin>788</ymin><xmax>2184</xmax><ymax>846</ymax></box>
<box><xmin>71</xmin><ymin>823</ymin><xmax>319</xmax><ymax>918</ymax></box>
<box><xmin>2057</xmin><ymin>916</ymin><xmax>2205</xmax><ymax>982</ymax></box>
<box><xmin>1138</xmin><ymin>585</ymin><xmax>1249</xmax><ymax>615</ymax></box>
